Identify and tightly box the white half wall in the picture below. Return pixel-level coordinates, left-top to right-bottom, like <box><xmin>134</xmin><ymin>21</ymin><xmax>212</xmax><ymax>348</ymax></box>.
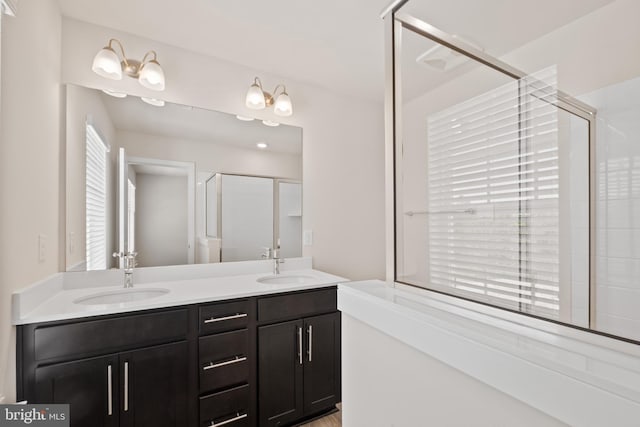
<box><xmin>341</xmin><ymin>314</ymin><xmax>567</xmax><ymax>427</ymax></box>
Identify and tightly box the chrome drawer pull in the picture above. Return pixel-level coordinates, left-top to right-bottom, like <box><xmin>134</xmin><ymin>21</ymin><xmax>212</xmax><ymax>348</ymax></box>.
<box><xmin>124</xmin><ymin>361</ymin><xmax>129</xmax><ymax>412</ymax></box>
<box><xmin>298</xmin><ymin>327</ymin><xmax>303</xmax><ymax>365</ymax></box>
<box><xmin>204</xmin><ymin>313</ymin><xmax>247</xmax><ymax>324</ymax></box>
<box><xmin>308</xmin><ymin>325</ymin><xmax>313</xmax><ymax>362</ymax></box>
<box><xmin>203</xmin><ymin>355</ymin><xmax>247</xmax><ymax>371</ymax></box>
<box><xmin>107</xmin><ymin>364</ymin><xmax>113</xmax><ymax>416</ymax></box>
<box><xmin>210</xmin><ymin>412</ymin><xmax>248</xmax><ymax>427</ymax></box>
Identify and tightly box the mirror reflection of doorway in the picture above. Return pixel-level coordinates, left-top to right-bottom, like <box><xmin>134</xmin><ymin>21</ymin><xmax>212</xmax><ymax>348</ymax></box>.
<box><xmin>118</xmin><ymin>150</ymin><xmax>195</xmax><ymax>267</ymax></box>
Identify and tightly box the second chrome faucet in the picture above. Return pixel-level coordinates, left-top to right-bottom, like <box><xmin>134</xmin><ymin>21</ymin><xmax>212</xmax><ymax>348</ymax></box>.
<box><xmin>262</xmin><ymin>240</ymin><xmax>285</xmax><ymax>275</ymax></box>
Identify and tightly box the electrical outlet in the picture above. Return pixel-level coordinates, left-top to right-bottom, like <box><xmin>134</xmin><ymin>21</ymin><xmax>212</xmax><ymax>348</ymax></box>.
<box><xmin>303</xmin><ymin>230</ymin><xmax>313</xmax><ymax>246</ymax></box>
<box><xmin>38</xmin><ymin>234</ymin><xmax>47</xmax><ymax>263</ymax></box>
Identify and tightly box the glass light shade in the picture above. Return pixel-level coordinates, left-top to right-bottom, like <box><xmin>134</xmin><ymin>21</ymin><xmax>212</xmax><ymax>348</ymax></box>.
<box><xmin>273</xmin><ymin>92</ymin><xmax>293</xmax><ymax>117</ymax></box>
<box><xmin>141</xmin><ymin>97</ymin><xmax>165</xmax><ymax>107</ymax></box>
<box><xmin>102</xmin><ymin>89</ymin><xmax>127</xmax><ymax>98</ymax></box>
<box><xmin>138</xmin><ymin>60</ymin><xmax>165</xmax><ymax>91</ymax></box>
<box><xmin>262</xmin><ymin>120</ymin><xmax>280</xmax><ymax>127</ymax></box>
<box><xmin>245</xmin><ymin>84</ymin><xmax>266</xmax><ymax>109</ymax></box>
<box><xmin>92</xmin><ymin>47</ymin><xmax>123</xmax><ymax>80</ymax></box>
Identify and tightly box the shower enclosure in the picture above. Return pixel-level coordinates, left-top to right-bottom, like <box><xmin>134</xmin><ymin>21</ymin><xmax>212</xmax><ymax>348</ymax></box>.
<box><xmin>387</xmin><ymin>1</ymin><xmax>640</xmax><ymax>343</ymax></box>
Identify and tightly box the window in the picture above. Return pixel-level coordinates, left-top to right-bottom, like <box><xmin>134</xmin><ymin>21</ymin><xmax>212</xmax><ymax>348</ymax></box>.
<box><xmin>85</xmin><ymin>124</ymin><xmax>109</xmax><ymax>270</ymax></box>
<box><xmin>425</xmin><ymin>68</ymin><xmax>561</xmax><ymax>319</ymax></box>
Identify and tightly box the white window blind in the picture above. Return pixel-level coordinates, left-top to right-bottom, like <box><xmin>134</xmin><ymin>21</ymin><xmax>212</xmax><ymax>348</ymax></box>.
<box><xmin>426</xmin><ymin>68</ymin><xmax>560</xmax><ymax>319</ymax></box>
<box><xmin>86</xmin><ymin>123</ymin><xmax>109</xmax><ymax>271</ymax></box>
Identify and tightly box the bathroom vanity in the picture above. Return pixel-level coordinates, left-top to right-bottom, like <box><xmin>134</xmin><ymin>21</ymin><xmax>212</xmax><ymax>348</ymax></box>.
<box><xmin>13</xmin><ymin>259</ymin><xmax>343</xmax><ymax>427</ymax></box>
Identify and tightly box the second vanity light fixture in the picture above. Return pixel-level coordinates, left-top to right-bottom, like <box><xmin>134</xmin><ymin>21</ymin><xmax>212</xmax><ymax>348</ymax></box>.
<box><xmin>92</xmin><ymin>38</ymin><xmax>166</xmax><ymax>91</ymax></box>
<box><xmin>245</xmin><ymin>77</ymin><xmax>293</xmax><ymax>117</ymax></box>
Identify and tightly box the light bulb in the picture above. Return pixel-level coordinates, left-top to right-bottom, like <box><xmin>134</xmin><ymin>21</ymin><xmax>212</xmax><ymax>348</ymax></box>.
<box><xmin>92</xmin><ymin>47</ymin><xmax>123</xmax><ymax>80</ymax></box>
<box><xmin>139</xmin><ymin>60</ymin><xmax>165</xmax><ymax>91</ymax></box>
<box><xmin>274</xmin><ymin>92</ymin><xmax>293</xmax><ymax>117</ymax></box>
<box><xmin>245</xmin><ymin>84</ymin><xmax>266</xmax><ymax>109</ymax></box>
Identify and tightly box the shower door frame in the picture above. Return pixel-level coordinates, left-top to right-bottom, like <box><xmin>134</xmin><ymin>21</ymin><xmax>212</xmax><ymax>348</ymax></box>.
<box><xmin>384</xmin><ymin>8</ymin><xmax>600</xmax><ymax>331</ymax></box>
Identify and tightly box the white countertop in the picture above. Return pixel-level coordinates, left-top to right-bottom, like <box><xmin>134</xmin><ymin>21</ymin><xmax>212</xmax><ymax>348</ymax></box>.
<box><xmin>12</xmin><ymin>258</ymin><xmax>346</xmax><ymax>325</ymax></box>
<box><xmin>338</xmin><ymin>280</ymin><xmax>640</xmax><ymax>427</ymax></box>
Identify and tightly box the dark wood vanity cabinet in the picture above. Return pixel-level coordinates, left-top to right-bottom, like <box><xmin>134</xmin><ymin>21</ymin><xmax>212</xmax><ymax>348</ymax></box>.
<box><xmin>17</xmin><ymin>287</ymin><xmax>340</xmax><ymax>427</ymax></box>
<box><xmin>257</xmin><ymin>290</ymin><xmax>341</xmax><ymax>427</ymax></box>
<box><xmin>19</xmin><ymin>309</ymin><xmax>190</xmax><ymax>427</ymax></box>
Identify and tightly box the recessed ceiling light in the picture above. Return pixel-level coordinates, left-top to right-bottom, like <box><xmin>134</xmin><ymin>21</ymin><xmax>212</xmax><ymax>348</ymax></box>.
<box><xmin>102</xmin><ymin>89</ymin><xmax>127</xmax><ymax>98</ymax></box>
<box><xmin>256</xmin><ymin>142</ymin><xmax>268</xmax><ymax>149</ymax></box>
<box><xmin>236</xmin><ymin>115</ymin><xmax>255</xmax><ymax>121</ymax></box>
<box><xmin>262</xmin><ymin>120</ymin><xmax>280</xmax><ymax>127</ymax></box>
<box><xmin>141</xmin><ymin>97</ymin><xmax>165</xmax><ymax>107</ymax></box>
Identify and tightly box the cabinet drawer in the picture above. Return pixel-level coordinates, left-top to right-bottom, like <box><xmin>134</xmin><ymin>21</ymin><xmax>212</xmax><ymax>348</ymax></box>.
<box><xmin>200</xmin><ymin>384</ymin><xmax>250</xmax><ymax>427</ymax></box>
<box><xmin>199</xmin><ymin>329</ymin><xmax>249</xmax><ymax>393</ymax></box>
<box><xmin>199</xmin><ymin>300</ymin><xmax>252</xmax><ymax>335</ymax></box>
<box><xmin>34</xmin><ymin>309</ymin><xmax>188</xmax><ymax>361</ymax></box>
<box><xmin>258</xmin><ymin>289</ymin><xmax>337</xmax><ymax>323</ymax></box>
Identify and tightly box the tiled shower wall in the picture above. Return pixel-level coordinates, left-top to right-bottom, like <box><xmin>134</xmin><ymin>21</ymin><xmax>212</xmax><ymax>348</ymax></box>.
<box><xmin>583</xmin><ymin>76</ymin><xmax>640</xmax><ymax>341</ymax></box>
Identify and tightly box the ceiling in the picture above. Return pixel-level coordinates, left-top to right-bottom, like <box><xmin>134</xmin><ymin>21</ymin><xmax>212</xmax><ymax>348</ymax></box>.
<box><xmin>99</xmin><ymin>90</ymin><xmax>303</xmax><ymax>154</ymax></box>
<box><xmin>58</xmin><ymin>0</ymin><xmax>614</xmax><ymax>104</ymax></box>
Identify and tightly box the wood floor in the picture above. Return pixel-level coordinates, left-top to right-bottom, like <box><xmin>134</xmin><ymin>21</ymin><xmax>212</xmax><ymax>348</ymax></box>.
<box><xmin>300</xmin><ymin>404</ymin><xmax>342</xmax><ymax>427</ymax></box>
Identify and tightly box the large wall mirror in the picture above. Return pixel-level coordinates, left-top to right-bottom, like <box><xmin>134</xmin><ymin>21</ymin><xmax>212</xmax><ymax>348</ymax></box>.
<box><xmin>65</xmin><ymin>84</ymin><xmax>302</xmax><ymax>271</ymax></box>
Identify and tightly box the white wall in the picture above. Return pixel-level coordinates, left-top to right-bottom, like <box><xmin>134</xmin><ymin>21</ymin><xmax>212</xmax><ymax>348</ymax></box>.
<box><xmin>581</xmin><ymin>76</ymin><xmax>640</xmax><ymax>341</ymax></box>
<box><xmin>61</xmin><ymin>17</ymin><xmax>386</xmax><ymax>281</ymax></box>
<box><xmin>117</xmin><ymin>130</ymin><xmax>302</xmax><ymax>181</ymax></box>
<box><xmin>342</xmin><ymin>315</ymin><xmax>567</xmax><ymax>427</ymax></box>
<box><xmin>135</xmin><ymin>173</ymin><xmax>188</xmax><ymax>267</ymax></box>
<box><xmin>0</xmin><ymin>0</ymin><xmax>61</xmax><ymax>403</ymax></box>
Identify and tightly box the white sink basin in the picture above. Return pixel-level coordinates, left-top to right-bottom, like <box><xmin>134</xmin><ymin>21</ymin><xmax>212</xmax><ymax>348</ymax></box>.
<box><xmin>74</xmin><ymin>288</ymin><xmax>170</xmax><ymax>305</ymax></box>
<box><xmin>257</xmin><ymin>275</ymin><xmax>317</xmax><ymax>285</ymax></box>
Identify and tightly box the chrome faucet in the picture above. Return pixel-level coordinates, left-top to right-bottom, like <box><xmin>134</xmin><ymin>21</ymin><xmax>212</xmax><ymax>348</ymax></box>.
<box><xmin>113</xmin><ymin>251</ymin><xmax>138</xmax><ymax>288</ymax></box>
<box><xmin>262</xmin><ymin>241</ymin><xmax>285</xmax><ymax>275</ymax></box>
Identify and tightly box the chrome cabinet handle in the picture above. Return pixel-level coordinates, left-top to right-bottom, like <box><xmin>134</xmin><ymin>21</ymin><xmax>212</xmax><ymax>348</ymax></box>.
<box><xmin>124</xmin><ymin>361</ymin><xmax>129</xmax><ymax>412</ymax></box>
<box><xmin>307</xmin><ymin>325</ymin><xmax>313</xmax><ymax>362</ymax></box>
<box><xmin>107</xmin><ymin>364</ymin><xmax>113</xmax><ymax>416</ymax></box>
<box><xmin>204</xmin><ymin>313</ymin><xmax>247</xmax><ymax>324</ymax></box>
<box><xmin>298</xmin><ymin>327</ymin><xmax>303</xmax><ymax>365</ymax></box>
<box><xmin>210</xmin><ymin>412</ymin><xmax>248</xmax><ymax>427</ymax></box>
<box><xmin>203</xmin><ymin>356</ymin><xmax>247</xmax><ymax>371</ymax></box>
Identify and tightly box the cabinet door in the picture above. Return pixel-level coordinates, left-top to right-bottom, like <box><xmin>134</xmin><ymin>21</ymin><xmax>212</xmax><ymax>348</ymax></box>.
<box><xmin>119</xmin><ymin>341</ymin><xmax>188</xmax><ymax>427</ymax></box>
<box><xmin>258</xmin><ymin>319</ymin><xmax>303</xmax><ymax>427</ymax></box>
<box><xmin>303</xmin><ymin>312</ymin><xmax>340</xmax><ymax>416</ymax></box>
<box><xmin>34</xmin><ymin>354</ymin><xmax>119</xmax><ymax>427</ymax></box>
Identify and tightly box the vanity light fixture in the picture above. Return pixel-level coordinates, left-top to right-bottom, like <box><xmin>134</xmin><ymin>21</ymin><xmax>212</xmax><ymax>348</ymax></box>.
<box><xmin>262</xmin><ymin>120</ymin><xmax>280</xmax><ymax>127</ymax></box>
<box><xmin>245</xmin><ymin>77</ymin><xmax>293</xmax><ymax>117</ymax></box>
<box><xmin>92</xmin><ymin>38</ymin><xmax>166</xmax><ymax>91</ymax></box>
<box><xmin>141</xmin><ymin>97</ymin><xmax>165</xmax><ymax>107</ymax></box>
<box><xmin>236</xmin><ymin>115</ymin><xmax>255</xmax><ymax>121</ymax></box>
<box><xmin>256</xmin><ymin>142</ymin><xmax>268</xmax><ymax>149</ymax></box>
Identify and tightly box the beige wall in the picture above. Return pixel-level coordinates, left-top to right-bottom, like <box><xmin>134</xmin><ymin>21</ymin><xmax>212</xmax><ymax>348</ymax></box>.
<box><xmin>0</xmin><ymin>4</ymin><xmax>385</xmax><ymax>403</ymax></box>
<box><xmin>0</xmin><ymin>0</ymin><xmax>62</xmax><ymax>402</ymax></box>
